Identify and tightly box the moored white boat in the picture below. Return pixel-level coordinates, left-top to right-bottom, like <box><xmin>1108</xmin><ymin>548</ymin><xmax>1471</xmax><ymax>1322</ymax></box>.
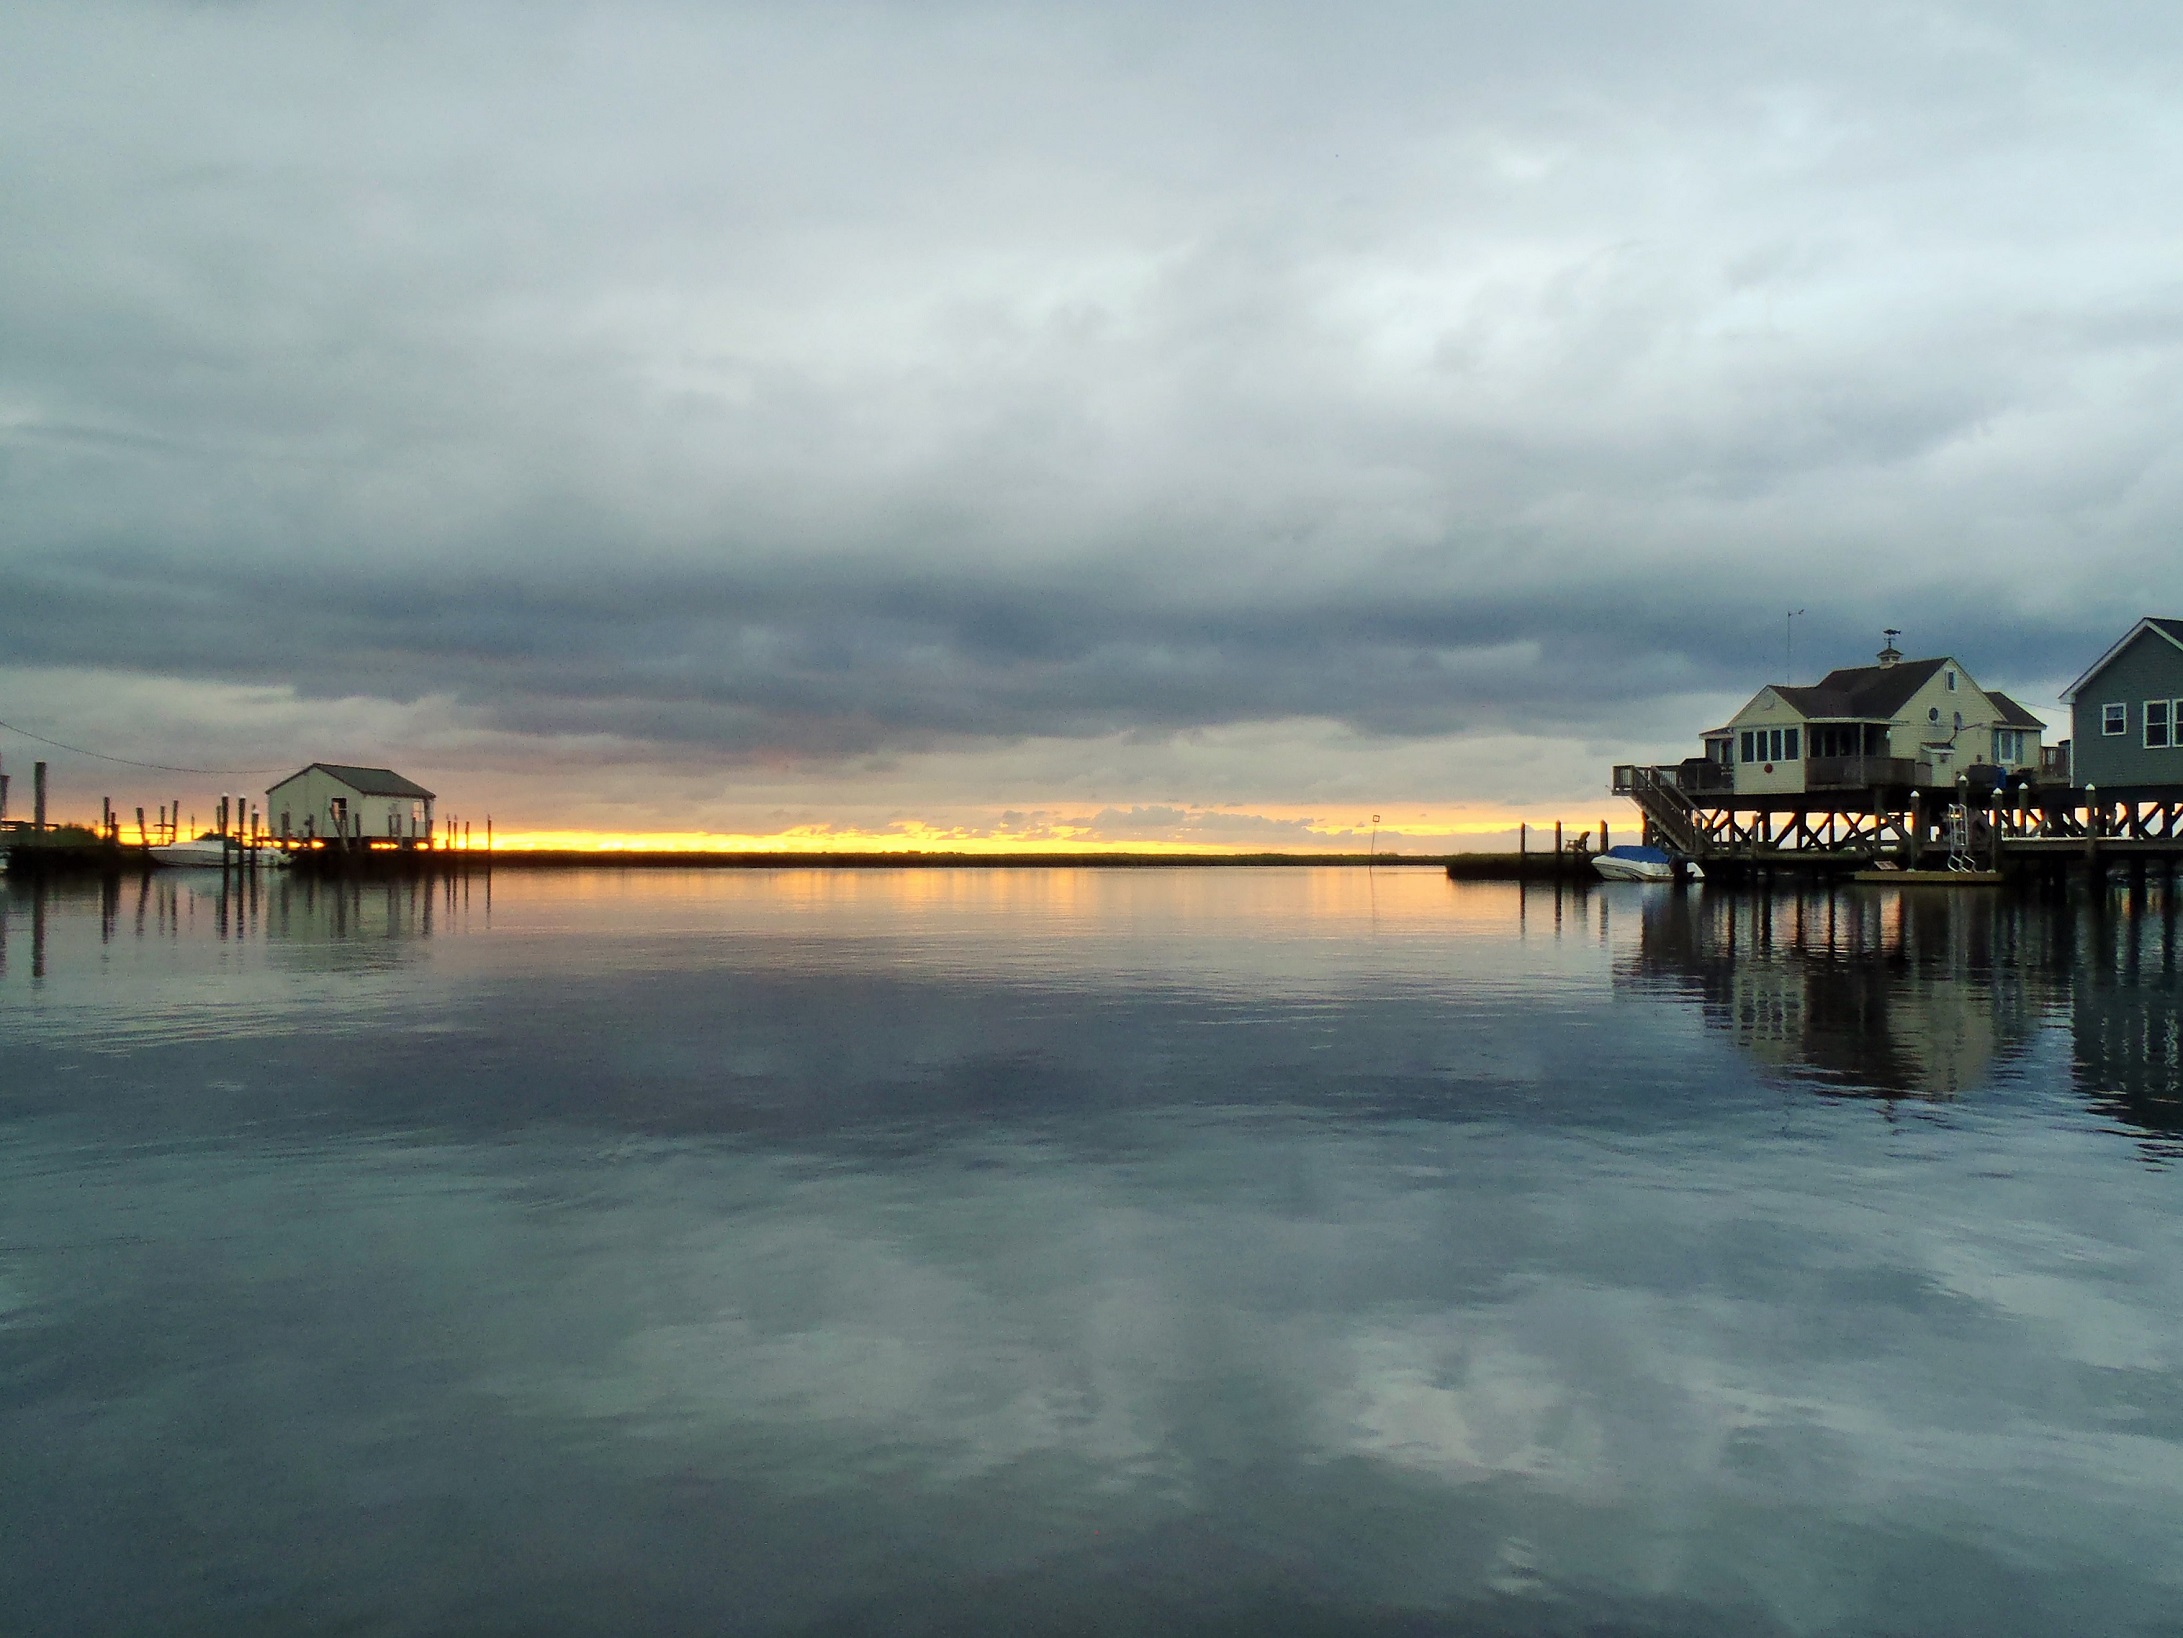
<box><xmin>1591</xmin><ymin>844</ymin><xmax>1702</xmax><ymax>883</ymax></box>
<box><xmin>149</xmin><ymin>834</ymin><xmax>291</xmax><ymax>869</ymax></box>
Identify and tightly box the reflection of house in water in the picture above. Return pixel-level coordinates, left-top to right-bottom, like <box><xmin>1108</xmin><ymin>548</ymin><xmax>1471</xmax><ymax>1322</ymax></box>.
<box><xmin>162</xmin><ymin>871</ymin><xmax>473</xmax><ymax>952</ymax></box>
<box><xmin>0</xmin><ymin>870</ymin><xmax>485</xmax><ymax>979</ymax></box>
<box><xmin>1622</xmin><ymin>889</ymin><xmax>2067</xmax><ymax>1098</ymax></box>
<box><xmin>2068</xmin><ymin>881</ymin><xmax>2183</xmax><ymax>1141</ymax></box>
<box><xmin>263</xmin><ymin>872</ymin><xmax>480</xmax><ymax>949</ymax></box>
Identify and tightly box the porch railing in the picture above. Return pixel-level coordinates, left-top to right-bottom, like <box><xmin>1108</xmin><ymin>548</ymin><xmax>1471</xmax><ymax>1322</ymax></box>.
<box><xmin>1805</xmin><ymin>755</ymin><xmax>1926</xmax><ymax>790</ymax></box>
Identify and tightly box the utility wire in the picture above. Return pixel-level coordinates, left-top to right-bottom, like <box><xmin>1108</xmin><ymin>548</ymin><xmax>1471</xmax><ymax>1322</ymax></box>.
<box><xmin>0</xmin><ymin>716</ymin><xmax>284</xmax><ymax>776</ymax></box>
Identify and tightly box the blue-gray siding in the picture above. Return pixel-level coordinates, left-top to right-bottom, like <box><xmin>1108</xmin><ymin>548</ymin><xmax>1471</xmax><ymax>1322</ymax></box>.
<box><xmin>2072</xmin><ymin>628</ymin><xmax>2183</xmax><ymax>790</ymax></box>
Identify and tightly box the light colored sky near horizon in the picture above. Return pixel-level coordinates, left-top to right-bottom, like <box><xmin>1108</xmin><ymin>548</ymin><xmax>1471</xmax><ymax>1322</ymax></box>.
<box><xmin>4</xmin><ymin>2</ymin><xmax>2179</xmax><ymax>848</ymax></box>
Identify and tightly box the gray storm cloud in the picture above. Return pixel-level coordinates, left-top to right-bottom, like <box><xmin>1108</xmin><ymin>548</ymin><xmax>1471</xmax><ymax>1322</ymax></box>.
<box><xmin>4</xmin><ymin>1</ymin><xmax>2180</xmax><ymax>782</ymax></box>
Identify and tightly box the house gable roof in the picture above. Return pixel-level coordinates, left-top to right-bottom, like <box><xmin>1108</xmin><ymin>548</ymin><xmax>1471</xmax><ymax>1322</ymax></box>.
<box><xmin>268</xmin><ymin>762</ymin><xmax>436</xmax><ymax>800</ymax></box>
<box><xmin>1764</xmin><ymin>657</ymin><xmax>1949</xmax><ymax>722</ymax></box>
<box><xmin>1984</xmin><ymin>690</ymin><xmax>2047</xmax><ymax>730</ymax></box>
<box><xmin>2060</xmin><ymin>618</ymin><xmax>2183</xmax><ymax>703</ymax></box>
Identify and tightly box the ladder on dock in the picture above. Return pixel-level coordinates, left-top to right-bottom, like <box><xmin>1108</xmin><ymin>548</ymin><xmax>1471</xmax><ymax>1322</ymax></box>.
<box><xmin>1946</xmin><ymin>802</ymin><xmax>1974</xmax><ymax>872</ymax></box>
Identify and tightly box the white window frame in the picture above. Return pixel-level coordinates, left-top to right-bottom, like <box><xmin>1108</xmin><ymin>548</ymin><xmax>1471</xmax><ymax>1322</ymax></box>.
<box><xmin>2149</xmin><ymin>700</ymin><xmax>2176</xmax><ymax>750</ymax></box>
<box><xmin>1946</xmin><ymin>669</ymin><xmax>1957</xmax><ymax>692</ymax></box>
<box><xmin>2104</xmin><ymin>703</ymin><xmax>2128</xmax><ymax>736</ymax></box>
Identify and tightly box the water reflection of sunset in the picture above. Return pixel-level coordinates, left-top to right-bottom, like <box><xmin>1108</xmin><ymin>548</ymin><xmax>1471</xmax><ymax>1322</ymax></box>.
<box><xmin>484</xmin><ymin>808</ymin><xmax>1545</xmax><ymax>855</ymax></box>
<box><xmin>451</xmin><ymin>865</ymin><xmax>1563</xmax><ymax>990</ymax></box>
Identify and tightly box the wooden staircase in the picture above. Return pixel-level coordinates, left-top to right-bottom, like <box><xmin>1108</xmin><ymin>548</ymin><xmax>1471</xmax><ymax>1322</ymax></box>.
<box><xmin>1619</xmin><ymin>766</ymin><xmax>1709</xmax><ymax>859</ymax></box>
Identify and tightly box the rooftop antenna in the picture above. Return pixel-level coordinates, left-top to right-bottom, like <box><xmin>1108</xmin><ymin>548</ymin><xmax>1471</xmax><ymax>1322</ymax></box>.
<box><xmin>1785</xmin><ymin>609</ymin><xmax>1806</xmax><ymax>680</ymax></box>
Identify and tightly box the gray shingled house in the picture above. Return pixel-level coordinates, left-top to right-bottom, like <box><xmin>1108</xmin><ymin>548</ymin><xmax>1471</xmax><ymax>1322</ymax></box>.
<box><xmin>2062</xmin><ymin>618</ymin><xmax>2183</xmax><ymax>793</ymax></box>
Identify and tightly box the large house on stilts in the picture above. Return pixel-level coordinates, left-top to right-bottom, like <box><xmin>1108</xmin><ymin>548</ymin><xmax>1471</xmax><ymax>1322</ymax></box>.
<box><xmin>1607</xmin><ymin>620</ymin><xmax>2183</xmax><ymax>877</ymax></box>
<box><xmin>1695</xmin><ymin>636</ymin><xmax>2050</xmax><ymax>798</ymax></box>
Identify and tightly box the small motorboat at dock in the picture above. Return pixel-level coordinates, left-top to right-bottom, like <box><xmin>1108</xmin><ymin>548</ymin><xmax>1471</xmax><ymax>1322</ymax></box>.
<box><xmin>149</xmin><ymin>834</ymin><xmax>291</xmax><ymax>869</ymax></box>
<box><xmin>1591</xmin><ymin>844</ymin><xmax>1702</xmax><ymax>883</ymax></box>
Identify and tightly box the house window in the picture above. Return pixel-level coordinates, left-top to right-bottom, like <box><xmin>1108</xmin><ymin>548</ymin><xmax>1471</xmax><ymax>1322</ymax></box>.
<box><xmin>1740</xmin><ymin>730</ymin><xmax>1755</xmax><ymax>762</ymax></box>
<box><xmin>2104</xmin><ymin>703</ymin><xmax>2128</xmax><ymax>736</ymax></box>
<box><xmin>1946</xmin><ymin>670</ymin><xmax>1957</xmax><ymax>691</ymax></box>
<box><xmin>1783</xmin><ymin>728</ymin><xmax>1800</xmax><ymax>760</ymax></box>
<box><xmin>1995</xmin><ymin>729</ymin><xmax>2022</xmax><ymax>763</ymax></box>
<box><xmin>2148</xmin><ymin>701</ymin><xmax>2173</xmax><ymax>749</ymax></box>
<box><xmin>1929</xmin><ymin>707</ymin><xmax>1940</xmax><ymax>723</ymax></box>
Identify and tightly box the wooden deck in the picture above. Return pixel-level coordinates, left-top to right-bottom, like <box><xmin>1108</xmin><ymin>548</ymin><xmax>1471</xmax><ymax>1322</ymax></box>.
<box><xmin>1615</xmin><ymin>763</ymin><xmax>2183</xmax><ymax>881</ymax></box>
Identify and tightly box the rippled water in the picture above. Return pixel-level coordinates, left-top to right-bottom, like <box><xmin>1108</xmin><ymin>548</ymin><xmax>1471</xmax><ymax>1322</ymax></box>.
<box><xmin>3</xmin><ymin>866</ymin><xmax>2180</xmax><ymax>1635</ymax></box>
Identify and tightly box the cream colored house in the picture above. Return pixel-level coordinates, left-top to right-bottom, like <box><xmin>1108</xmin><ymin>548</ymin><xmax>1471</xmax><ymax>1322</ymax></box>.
<box><xmin>265</xmin><ymin>763</ymin><xmax>436</xmax><ymax>843</ymax></box>
<box><xmin>1701</xmin><ymin>642</ymin><xmax>2046</xmax><ymax>797</ymax></box>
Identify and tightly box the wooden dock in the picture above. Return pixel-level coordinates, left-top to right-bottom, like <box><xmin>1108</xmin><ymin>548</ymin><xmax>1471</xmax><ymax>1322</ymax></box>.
<box><xmin>1613</xmin><ymin>763</ymin><xmax>2183</xmax><ymax>885</ymax></box>
<box><xmin>1850</xmin><ymin>868</ymin><xmax>2005</xmax><ymax>885</ymax></box>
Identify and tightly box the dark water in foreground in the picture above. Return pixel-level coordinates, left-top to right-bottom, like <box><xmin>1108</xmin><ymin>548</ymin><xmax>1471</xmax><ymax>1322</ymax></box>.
<box><xmin>3</xmin><ymin>867</ymin><xmax>2181</xmax><ymax>1636</ymax></box>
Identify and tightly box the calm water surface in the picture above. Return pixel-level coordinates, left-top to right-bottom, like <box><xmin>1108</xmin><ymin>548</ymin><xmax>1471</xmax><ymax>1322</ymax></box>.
<box><xmin>3</xmin><ymin>866</ymin><xmax>2181</xmax><ymax>1636</ymax></box>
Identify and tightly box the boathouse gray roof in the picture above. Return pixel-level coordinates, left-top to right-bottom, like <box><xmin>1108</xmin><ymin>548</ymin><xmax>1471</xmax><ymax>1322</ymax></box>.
<box><xmin>269</xmin><ymin>763</ymin><xmax>437</xmax><ymax>800</ymax></box>
<box><xmin>1984</xmin><ymin>691</ymin><xmax>2047</xmax><ymax>729</ymax></box>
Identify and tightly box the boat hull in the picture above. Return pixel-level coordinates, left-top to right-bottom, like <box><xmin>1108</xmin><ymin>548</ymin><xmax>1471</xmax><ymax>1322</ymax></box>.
<box><xmin>1592</xmin><ymin>855</ymin><xmax>1674</xmax><ymax>882</ymax></box>
<box><xmin>150</xmin><ymin>841</ymin><xmax>291</xmax><ymax>869</ymax></box>
<box><xmin>1591</xmin><ymin>851</ymin><xmax>1704</xmax><ymax>883</ymax></box>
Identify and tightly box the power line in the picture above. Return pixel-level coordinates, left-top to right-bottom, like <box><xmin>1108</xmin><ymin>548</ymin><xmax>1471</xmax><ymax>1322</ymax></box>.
<box><xmin>0</xmin><ymin>716</ymin><xmax>285</xmax><ymax>776</ymax></box>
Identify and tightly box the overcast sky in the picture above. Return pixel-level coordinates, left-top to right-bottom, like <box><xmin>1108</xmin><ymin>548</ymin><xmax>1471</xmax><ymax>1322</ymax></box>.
<box><xmin>4</xmin><ymin>2</ymin><xmax>2180</xmax><ymax>844</ymax></box>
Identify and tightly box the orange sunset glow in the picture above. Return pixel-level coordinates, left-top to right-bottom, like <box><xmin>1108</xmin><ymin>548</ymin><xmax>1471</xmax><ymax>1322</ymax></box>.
<box><xmin>484</xmin><ymin>807</ymin><xmax>1548</xmax><ymax>853</ymax></box>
